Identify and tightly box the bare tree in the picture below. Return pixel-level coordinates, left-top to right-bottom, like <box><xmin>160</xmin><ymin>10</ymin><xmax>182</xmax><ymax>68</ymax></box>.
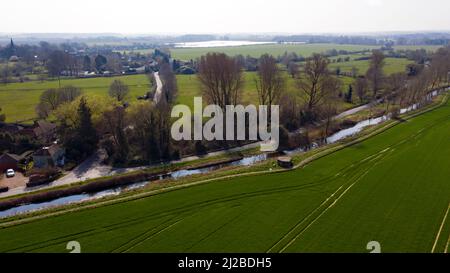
<box><xmin>39</xmin><ymin>88</ymin><xmax>61</xmax><ymax>111</ymax></box>
<box><xmin>428</xmin><ymin>47</ymin><xmax>450</xmax><ymax>89</ymax></box>
<box><xmin>366</xmin><ymin>50</ymin><xmax>385</xmax><ymax>99</ymax></box>
<box><xmin>296</xmin><ymin>54</ymin><xmax>331</xmax><ymax>113</ymax></box>
<box><xmin>109</xmin><ymin>80</ymin><xmax>130</xmax><ymax>102</ymax></box>
<box><xmin>159</xmin><ymin>62</ymin><xmax>178</xmax><ymax>104</ymax></box>
<box><xmin>405</xmin><ymin>72</ymin><xmax>430</xmax><ymax>105</ymax></box>
<box><xmin>102</xmin><ymin>106</ymin><xmax>129</xmax><ymax>162</ymax></box>
<box><xmin>288</xmin><ymin>61</ymin><xmax>300</xmax><ymax>78</ymax></box>
<box><xmin>279</xmin><ymin>93</ymin><xmax>302</xmax><ymax>131</ymax></box>
<box><xmin>255</xmin><ymin>54</ymin><xmax>285</xmax><ymax>107</ymax></box>
<box><xmin>46</xmin><ymin>50</ymin><xmax>69</xmax><ymax>87</ymax></box>
<box><xmin>383</xmin><ymin>72</ymin><xmax>407</xmax><ymax>113</ymax></box>
<box><xmin>355</xmin><ymin>77</ymin><xmax>369</xmax><ymax>104</ymax></box>
<box><xmin>36</xmin><ymin>86</ymin><xmax>83</xmax><ymax>118</ymax></box>
<box><xmin>0</xmin><ymin>66</ymin><xmax>11</xmax><ymax>85</ymax></box>
<box><xmin>320</xmin><ymin>77</ymin><xmax>341</xmax><ymax>139</ymax></box>
<box><xmin>59</xmin><ymin>85</ymin><xmax>82</xmax><ymax>102</ymax></box>
<box><xmin>198</xmin><ymin>53</ymin><xmax>243</xmax><ymax>108</ymax></box>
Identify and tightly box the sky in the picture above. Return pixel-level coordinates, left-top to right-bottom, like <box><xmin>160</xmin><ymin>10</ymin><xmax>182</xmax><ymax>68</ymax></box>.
<box><xmin>1</xmin><ymin>0</ymin><xmax>449</xmax><ymax>34</ymax></box>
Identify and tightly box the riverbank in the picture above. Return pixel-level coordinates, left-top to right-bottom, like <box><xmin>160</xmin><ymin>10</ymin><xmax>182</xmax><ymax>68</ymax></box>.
<box><xmin>0</xmin><ymin>89</ymin><xmax>447</xmax><ymax>225</ymax></box>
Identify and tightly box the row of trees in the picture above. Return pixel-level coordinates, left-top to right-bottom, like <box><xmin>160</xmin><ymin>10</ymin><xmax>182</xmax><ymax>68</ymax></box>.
<box><xmin>46</xmin><ymin>46</ymin><xmax>450</xmax><ymax>165</ymax></box>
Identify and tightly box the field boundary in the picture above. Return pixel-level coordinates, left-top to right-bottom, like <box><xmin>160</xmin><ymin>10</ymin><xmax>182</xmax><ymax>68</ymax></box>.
<box><xmin>431</xmin><ymin>203</ymin><xmax>450</xmax><ymax>253</ymax></box>
<box><xmin>0</xmin><ymin>91</ymin><xmax>448</xmax><ymax>229</ymax></box>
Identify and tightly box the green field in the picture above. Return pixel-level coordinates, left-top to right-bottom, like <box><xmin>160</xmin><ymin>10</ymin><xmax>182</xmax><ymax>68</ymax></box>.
<box><xmin>0</xmin><ymin>58</ymin><xmax>409</xmax><ymax>123</ymax></box>
<box><xmin>171</xmin><ymin>43</ymin><xmax>380</xmax><ymax>60</ymax></box>
<box><xmin>328</xmin><ymin>57</ymin><xmax>413</xmax><ymax>76</ymax></box>
<box><xmin>0</xmin><ymin>75</ymin><xmax>150</xmax><ymax>122</ymax></box>
<box><xmin>393</xmin><ymin>45</ymin><xmax>442</xmax><ymax>52</ymax></box>
<box><xmin>170</xmin><ymin>43</ymin><xmax>440</xmax><ymax>61</ymax></box>
<box><xmin>0</xmin><ymin>93</ymin><xmax>448</xmax><ymax>253</ymax></box>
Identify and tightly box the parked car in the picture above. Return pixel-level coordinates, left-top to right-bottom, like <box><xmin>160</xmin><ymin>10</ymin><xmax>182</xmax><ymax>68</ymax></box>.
<box><xmin>6</xmin><ymin>169</ymin><xmax>15</xmax><ymax>178</ymax></box>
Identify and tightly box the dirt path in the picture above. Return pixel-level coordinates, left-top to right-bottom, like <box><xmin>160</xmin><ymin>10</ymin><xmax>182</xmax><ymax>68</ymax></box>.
<box><xmin>153</xmin><ymin>72</ymin><xmax>163</xmax><ymax>104</ymax></box>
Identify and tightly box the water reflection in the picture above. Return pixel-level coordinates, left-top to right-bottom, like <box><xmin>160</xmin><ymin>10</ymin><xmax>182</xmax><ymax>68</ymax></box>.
<box><xmin>0</xmin><ymin>155</ymin><xmax>269</xmax><ymax>218</ymax></box>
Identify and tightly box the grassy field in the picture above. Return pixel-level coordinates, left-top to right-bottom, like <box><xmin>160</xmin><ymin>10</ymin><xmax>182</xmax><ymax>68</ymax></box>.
<box><xmin>393</xmin><ymin>45</ymin><xmax>442</xmax><ymax>52</ymax></box>
<box><xmin>170</xmin><ymin>43</ymin><xmax>440</xmax><ymax>60</ymax></box>
<box><xmin>0</xmin><ymin>55</ymin><xmax>412</xmax><ymax>123</ymax></box>
<box><xmin>328</xmin><ymin>57</ymin><xmax>413</xmax><ymax>76</ymax></box>
<box><xmin>0</xmin><ymin>75</ymin><xmax>151</xmax><ymax>122</ymax></box>
<box><xmin>0</xmin><ymin>94</ymin><xmax>448</xmax><ymax>253</ymax></box>
<box><xmin>171</xmin><ymin>43</ymin><xmax>380</xmax><ymax>60</ymax></box>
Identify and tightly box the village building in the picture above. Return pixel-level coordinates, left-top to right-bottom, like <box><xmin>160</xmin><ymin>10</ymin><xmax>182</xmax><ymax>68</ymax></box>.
<box><xmin>0</xmin><ymin>153</ymin><xmax>23</xmax><ymax>172</ymax></box>
<box><xmin>33</xmin><ymin>144</ymin><xmax>65</xmax><ymax>169</ymax></box>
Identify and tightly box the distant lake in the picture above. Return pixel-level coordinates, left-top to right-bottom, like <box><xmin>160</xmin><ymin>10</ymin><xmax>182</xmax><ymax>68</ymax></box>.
<box><xmin>171</xmin><ymin>40</ymin><xmax>277</xmax><ymax>48</ymax></box>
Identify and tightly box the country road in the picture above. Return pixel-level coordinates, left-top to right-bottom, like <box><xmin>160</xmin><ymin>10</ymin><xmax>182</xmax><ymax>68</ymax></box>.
<box><xmin>153</xmin><ymin>72</ymin><xmax>163</xmax><ymax>104</ymax></box>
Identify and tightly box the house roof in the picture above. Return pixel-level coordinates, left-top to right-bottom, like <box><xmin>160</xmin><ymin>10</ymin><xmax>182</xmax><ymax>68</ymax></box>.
<box><xmin>32</xmin><ymin>120</ymin><xmax>57</xmax><ymax>138</ymax></box>
<box><xmin>0</xmin><ymin>153</ymin><xmax>23</xmax><ymax>162</ymax></box>
<box><xmin>0</xmin><ymin>122</ymin><xmax>24</xmax><ymax>133</ymax></box>
<box><xmin>33</xmin><ymin>144</ymin><xmax>63</xmax><ymax>157</ymax></box>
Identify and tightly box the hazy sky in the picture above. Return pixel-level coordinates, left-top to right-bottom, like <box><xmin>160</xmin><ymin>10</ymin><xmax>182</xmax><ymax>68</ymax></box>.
<box><xmin>1</xmin><ymin>0</ymin><xmax>449</xmax><ymax>34</ymax></box>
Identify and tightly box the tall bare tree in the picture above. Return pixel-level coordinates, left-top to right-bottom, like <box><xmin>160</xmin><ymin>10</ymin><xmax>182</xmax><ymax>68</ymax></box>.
<box><xmin>428</xmin><ymin>47</ymin><xmax>450</xmax><ymax>89</ymax></box>
<box><xmin>355</xmin><ymin>77</ymin><xmax>369</xmax><ymax>103</ymax></box>
<box><xmin>288</xmin><ymin>61</ymin><xmax>300</xmax><ymax>78</ymax></box>
<box><xmin>383</xmin><ymin>72</ymin><xmax>407</xmax><ymax>112</ymax></box>
<box><xmin>159</xmin><ymin>62</ymin><xmax>178</xmax><ymax>104</ymax></box>
<box><xmin>109</xmin><ymin>80</ymin><xmax>130</xmax><ymax>102</ymax></box>
<box><xmin>255</xmin><ymin>54</ymin><xmax>285</xmax><ymax>107</ymax></box>
<box><xmin>46</xmin><ymin>50</ymin><xmax>69</xmax><ymax>87</ymax></box>
<box><xmin>296</xmin><ymin>54</ymin><xmax>331</xmax><ymax>113</ymax></box>
<box><xmin>197</xmin><ymin>53</ymin><xmax>243</xmax><ymax>108</ymax></box>
<box><xmin>366</xmin><ymin>50</ymin><xmax>385</xmax><ymax>99</ymax></box>
<box><xmin>102</xmin><ymin>106</ymin><xmax>129</xmax><ymax>162</ymax></box>
<box><xmin>320</xmin><ymin>77</ymin><xmax>342</xmax><ymax>139</ymax></box>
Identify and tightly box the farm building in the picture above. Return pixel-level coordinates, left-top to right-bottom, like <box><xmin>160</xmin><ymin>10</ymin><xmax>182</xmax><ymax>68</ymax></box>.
<box><xmin>20</xmin><ymin>120</ymin><xmax>57</xmax><ymax>143</ymax></box>
<box><xmin>33</xmin><ymin>144</ymin><xmax>65</xmax><ymax>169</ymax></box>
<box><xmin>0</xmin><ymin>153</ymin><xmax>23</xmax><ymax>172</ymax></box>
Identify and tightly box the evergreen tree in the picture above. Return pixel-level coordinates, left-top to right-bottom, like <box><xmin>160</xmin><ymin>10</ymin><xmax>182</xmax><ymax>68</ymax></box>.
<box><xmin>345</xmin><ymin>84</ymin><xmax>353</xmax><ymax>103</ymax></box>
<box><xmin>0</xmin><ymin>107</ymin><xmax>5</xmax><ymax>122</ymax></box>
<box><xmin>75</xmin><ymin>97</ymin><xmax>98</xmax><ymax>158</ymax></box>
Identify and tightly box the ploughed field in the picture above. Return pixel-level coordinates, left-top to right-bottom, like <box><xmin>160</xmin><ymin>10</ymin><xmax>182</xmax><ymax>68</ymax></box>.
<box><xmin>0</xmin><ymin>94</ymin><xmax>449</xmax><ymax>253</ymax></box>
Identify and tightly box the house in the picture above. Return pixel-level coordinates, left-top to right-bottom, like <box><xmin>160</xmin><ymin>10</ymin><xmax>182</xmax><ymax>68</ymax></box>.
<box><xmin>0</xmin><ymin>153</ymin><xmax>23</xmax><ymax>172</ymax></box>
<box><xmin>32</xmin><ymin>120</ymin><xmax>57</xmax><ymax>143</ymax></box>
<box><xmin>0</xmin><ymin>122</ymin><xmax>25</xmax><ymax>135</ymax></box>
<box><xmin>20</xmin><ymin>120</ymin><xmax>57</xmax><ymax>143</ymax></box>
<box><xmin>33</xmin><ymin>144</ymin><xmax>65</xmax><ymax>169</ymax></box>
<box><xmin>8</xmin><ymin>55</ymin><xmax>19</xmax><ymax>62</ymax></box>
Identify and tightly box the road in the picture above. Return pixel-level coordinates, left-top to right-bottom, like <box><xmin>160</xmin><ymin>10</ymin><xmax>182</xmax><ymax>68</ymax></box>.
<box><xmin>153</xmin><ymin>72</ymin><xmax>163</xmax><ymax>104</ymax></box>
<box><xmin>334</xmin><ymin>99</ymin><xmax>381</xmax><ymax>120</ymax></box>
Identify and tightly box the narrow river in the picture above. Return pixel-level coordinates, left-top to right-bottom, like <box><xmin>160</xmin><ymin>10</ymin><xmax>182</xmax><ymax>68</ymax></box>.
<box><xmin>0</xmin><ymin>88</ymin><xmax>446</xmax><ymax>219</ymax></box>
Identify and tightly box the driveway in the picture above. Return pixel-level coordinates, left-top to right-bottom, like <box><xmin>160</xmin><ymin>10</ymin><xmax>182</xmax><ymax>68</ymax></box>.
<box><xmin>0</xmin><ymin>172</ymin><xmax>28</xmax><ymax>189</ymax></box>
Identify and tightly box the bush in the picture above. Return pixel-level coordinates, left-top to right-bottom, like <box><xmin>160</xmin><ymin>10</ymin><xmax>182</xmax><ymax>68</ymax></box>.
<box><xmin>390</xmin><ymin>107</ymin><xmax>401</xmax><ymax>119</ymax></box>
<box><xmin>27</xmin><ymin>168</ymin><xmax>62</xmax><ymax>187</ymax></box>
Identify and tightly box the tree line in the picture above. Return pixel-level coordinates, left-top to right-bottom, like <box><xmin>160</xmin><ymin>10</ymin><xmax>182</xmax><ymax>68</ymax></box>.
<box><xmin>32</xmin><ymin>46</ymin><xmax>450</xmax><ymax>166</ymax></box>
